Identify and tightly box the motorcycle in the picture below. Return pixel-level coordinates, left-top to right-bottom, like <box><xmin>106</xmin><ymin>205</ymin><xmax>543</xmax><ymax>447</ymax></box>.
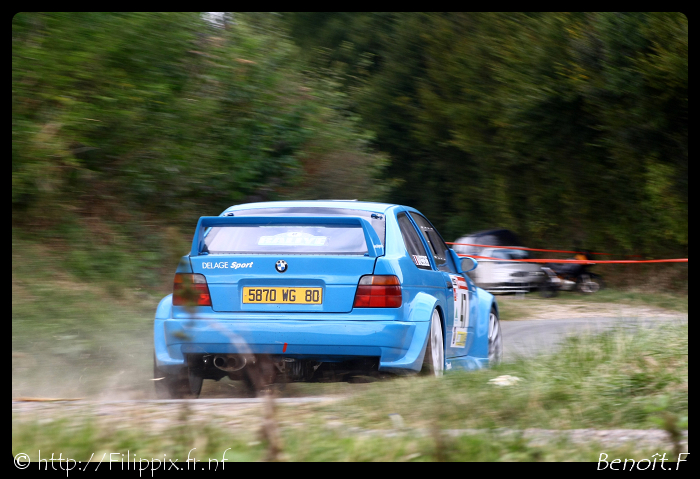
<box><xmin>539</xmin><ymin>256</ymin><xmax>605</xmax><ymax>297</ymax></box>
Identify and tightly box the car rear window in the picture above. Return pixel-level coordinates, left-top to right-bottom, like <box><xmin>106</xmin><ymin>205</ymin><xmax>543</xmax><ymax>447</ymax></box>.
<box><xmin>491</xmin><ymin>249</ymin><xmax>529</xmax><ymax>261</ymax></box>
<box><xmin>453</xmin><ymin>230</ymin><xmax>522</xmax><ymax>255</ymax></box>
<box><xmin>229</xmin><ymin>207</ymin><xmax>386</xmax><ymax>246</ymax></box>
<box><xmin>204</xmin><ymin>225</ymin><xmax>368</xmax><ymax>255</ymax></box>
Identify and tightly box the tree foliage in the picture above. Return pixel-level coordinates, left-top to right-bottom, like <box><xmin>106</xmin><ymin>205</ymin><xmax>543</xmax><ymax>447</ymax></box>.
<box><xmin>12</xmin><ymin>13</ymin><xmax>687</xmax><ymax>257</ymax></box>
<box><xmin>288</xmin><ymin>12</ymin><xmax>687</xmax><ymax>254</ymax></box>
<box><xmin>12</xmin><ymin>12</ymin><xmax>386</xmax><ymax>228</ymax></box>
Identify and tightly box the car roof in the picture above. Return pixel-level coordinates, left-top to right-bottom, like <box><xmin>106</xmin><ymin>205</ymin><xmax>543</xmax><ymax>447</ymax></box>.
<box><xmin>456</xmin><ymin>228</ymin><xmax>522</xmax><ymax>246</ymax></box>
<box><xmin>462</xmin><ymin>228</ymin><xmax>517</xmax><ymax>237</ymax></box>
<box><xmin>223</xmin><ymin>200</ymin><xmax>397</xmax><ymax>214</ymax></box>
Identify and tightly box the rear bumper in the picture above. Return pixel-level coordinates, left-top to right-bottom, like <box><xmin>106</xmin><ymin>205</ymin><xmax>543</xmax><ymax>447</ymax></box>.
<box><xmin>154</xmin><ymin>318</ymin><xmax>430</xmax><ymax>375</ymax></box>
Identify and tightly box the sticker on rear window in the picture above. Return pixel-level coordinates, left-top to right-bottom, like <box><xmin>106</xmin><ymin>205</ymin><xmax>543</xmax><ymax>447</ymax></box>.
<box><xmin>412</xmin><ymin>255</ymin><xmax>430</xmax><ymax>267</ymax></box>
<box><xmin>258</xmin><ymin>231</ymin><xmax>328</xmax><ymax>247</ymax></box>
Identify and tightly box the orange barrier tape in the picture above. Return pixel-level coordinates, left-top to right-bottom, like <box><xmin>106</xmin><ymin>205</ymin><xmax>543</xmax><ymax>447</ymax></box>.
<box><xmin>447</xmin><ymin>242</ymin><xmax>643</xmax><ymax>257</ymax></box>
<box><xmin>457</xmin><ymin>254</ymin><xmax>688</xmax><ymax>264</ymax></box>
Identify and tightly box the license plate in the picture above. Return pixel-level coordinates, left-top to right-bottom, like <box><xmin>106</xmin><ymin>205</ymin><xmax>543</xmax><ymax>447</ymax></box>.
<box><xmin>242</xmin><ymin>287</ymin><xmax>322</xmax><ymax>304</ymax></box>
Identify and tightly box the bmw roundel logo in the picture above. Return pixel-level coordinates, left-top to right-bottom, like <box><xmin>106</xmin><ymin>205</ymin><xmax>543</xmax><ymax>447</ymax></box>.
<box><xmin>275</xmin><ymin>260</ymin><xmax>288</xmax><ymax>273</ymax></box>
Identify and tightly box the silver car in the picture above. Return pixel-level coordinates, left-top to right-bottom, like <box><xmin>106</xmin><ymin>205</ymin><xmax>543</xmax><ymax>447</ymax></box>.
<box><xmin>452</xmin><ymin>230</ymin><xmax>546</xmax><ymax>293</ymax></box>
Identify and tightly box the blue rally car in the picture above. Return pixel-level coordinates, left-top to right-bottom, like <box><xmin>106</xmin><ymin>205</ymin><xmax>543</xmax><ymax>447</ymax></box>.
<box><xmin>154</xmin><ymin>201</ymin><xmax>502</xmax><ymax>398</ymax></box>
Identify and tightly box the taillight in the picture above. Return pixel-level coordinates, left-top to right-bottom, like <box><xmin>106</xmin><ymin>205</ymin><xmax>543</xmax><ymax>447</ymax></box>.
<box><xmin>353</xmin><ymin>275</ymin><xmax>402</xmax><ymax>308</ymax></box>
<box><xmin>173</xmin><ymin>273</ymin><xmax>212</xmax><ymax>306</ymax></box>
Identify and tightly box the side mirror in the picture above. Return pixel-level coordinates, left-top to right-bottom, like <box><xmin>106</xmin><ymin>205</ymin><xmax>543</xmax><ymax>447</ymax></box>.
<box><xmin>460</xmin><ymin>257</ymin><xmax>478</xmax><ymax>273</ymax></box>
<box><xmin>449</xmin><ymin>249</ymin><xmax>464</xmax><ymax>273</ymax></box>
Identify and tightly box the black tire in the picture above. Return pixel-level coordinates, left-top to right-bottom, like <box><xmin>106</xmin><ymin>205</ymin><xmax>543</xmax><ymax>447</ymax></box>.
<box><xmin>153</xmin><ymin>354</ymin><xmax>202</xmax><ymax>399</ymax></box>
<box><xmin>590</xmin><ymin>273</ymin><xmax>605</xmax><ymax>290</ymax></box>
<box><xmin>421</xmin><ymin>309</ymin><xmax>444</xmax><ymax>376</ymax></box>
<box><xmin>576</xmin><ymin>273</ymin><xmax>605</xmax><ymax>294</ymax></box>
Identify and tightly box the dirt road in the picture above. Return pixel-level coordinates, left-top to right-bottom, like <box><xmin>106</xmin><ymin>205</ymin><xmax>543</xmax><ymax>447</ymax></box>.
<box><xmin>502</xmin><ymin>314</ymin><xmax>686</xmax><ymax>360</ymax></box>
<box><xmin>12</xmin><ymin>298</ymin><xmax>687</xmax><ymax>400</ymax></box>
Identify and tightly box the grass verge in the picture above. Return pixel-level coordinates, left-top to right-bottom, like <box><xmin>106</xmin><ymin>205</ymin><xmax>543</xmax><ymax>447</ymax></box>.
<box><xmin>12</xmin><ymin>415</ymin><xmax>683</xmax><ymax>462</ymax></box>
<box><xmin>314</xmin><ymin>322</ymin><xmax>688</xmax><ymax>431</ymax></box>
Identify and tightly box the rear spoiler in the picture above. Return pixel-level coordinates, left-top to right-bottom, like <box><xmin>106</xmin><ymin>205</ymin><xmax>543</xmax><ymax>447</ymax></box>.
<box><xmin>190</xmin><ymin>216</ymin><xmax>384</xmax><ymax>257</ymax></box>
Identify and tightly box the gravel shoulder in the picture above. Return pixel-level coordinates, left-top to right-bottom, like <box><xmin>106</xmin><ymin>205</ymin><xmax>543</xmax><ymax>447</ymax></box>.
<box><xmin>497</xmin><ymin>295</ymin><xmax>687</xmax><ymax>321</ymax></box>
<box><xmin>501</xmin><ymin>315</ymin><xmax>687</xmax><ymax>360</ymax></box>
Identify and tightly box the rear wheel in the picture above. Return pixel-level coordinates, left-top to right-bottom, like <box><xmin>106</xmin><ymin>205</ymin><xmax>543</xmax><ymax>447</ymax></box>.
<box><xmin>153</xmin><ymin>355</ymin><xmax>202</xmax><ymax>399</ymax></box>
<box><xmin>577</xmin><ymin>273</ymin><xmax>604</xmax><ymax>294</ymax></box>
<box><xmin>421</xmin><ymin>309</ymin><xmax>444</xmax><ymax>377</ymax></box>
<box><xmin>488</xmin><ymin>308</ymin><xmax>503</xmax><ymax>366</ymax></box>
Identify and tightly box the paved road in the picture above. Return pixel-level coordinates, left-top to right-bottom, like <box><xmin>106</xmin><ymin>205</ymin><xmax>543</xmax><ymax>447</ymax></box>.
<box><xmin>501</xmin><ymin>315</ymin><xmax>687</xmax><ymax>360</ymax></box>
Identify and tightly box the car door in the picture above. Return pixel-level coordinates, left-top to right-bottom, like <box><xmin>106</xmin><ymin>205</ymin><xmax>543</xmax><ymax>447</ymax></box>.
<box><xmin>408</xmin><ymin>212</ymin><xmax>476</xmax><ymax>358</ymax></box>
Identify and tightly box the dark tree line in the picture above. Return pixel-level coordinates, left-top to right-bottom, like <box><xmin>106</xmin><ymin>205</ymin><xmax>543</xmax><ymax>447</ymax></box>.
<box><xmin>288</xmin><ymin>12</ymin><xmax>687</xmax><ymax>255</ymax></box>
<box><xmin>12</xmin><ymin>13</ymin><xmax>687</xmax><ymax>256</ymax></box>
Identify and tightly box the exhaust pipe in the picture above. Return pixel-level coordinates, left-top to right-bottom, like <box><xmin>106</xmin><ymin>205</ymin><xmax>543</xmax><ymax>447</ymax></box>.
<box><xmin>213</xmin><ymin>355</ymin><xmax>247</xmax><ymax>372</ymax></box>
